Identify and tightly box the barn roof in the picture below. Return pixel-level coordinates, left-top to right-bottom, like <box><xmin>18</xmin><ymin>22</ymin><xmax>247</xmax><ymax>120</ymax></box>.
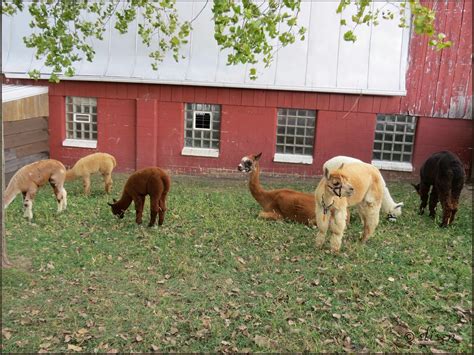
<box><xmin>2</xmin><ymin>2</ymin><xmax>410</xmax><ymax>96</ymax></box>
<box><xmin>2</xmin><ymin>84</ymin><xmax>48</xmax><ymax>103</ymax></box>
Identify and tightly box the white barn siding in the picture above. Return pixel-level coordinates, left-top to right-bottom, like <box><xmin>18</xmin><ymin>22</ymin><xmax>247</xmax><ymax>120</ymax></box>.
<box><xmin>2</xmin><ymin>1</ymin><xmax>410</xmax><ymax>95</ymax></box>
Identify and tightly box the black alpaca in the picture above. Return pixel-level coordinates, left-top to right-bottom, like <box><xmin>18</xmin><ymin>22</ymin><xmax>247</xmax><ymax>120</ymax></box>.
<box><xmin>413</xmin><ymin>151</ymin><xmax>465</xmax><ymax>227</ymax></box>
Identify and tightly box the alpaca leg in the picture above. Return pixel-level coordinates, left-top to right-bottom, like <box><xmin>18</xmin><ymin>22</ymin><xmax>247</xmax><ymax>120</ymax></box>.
<box><xmin>50</xmin><ymin>181</ymin><xmax>67</xmax><ymax>212</ymax></box>
<box><xmin>428</xmin><ymin>187</ymin><xmax>438</xmax><ymax>218</ymax></box>
<box><xmin>83</xmin><ymin>174</ymin><xmax>91</xmax><ymax>195</ymax></box>
<box><xmin>418</xmin><ymin>183</ymin><xmax>430</xmax><ymax>215</ymax></box>
<box><xmin>23</xmin><ymin>189</ymin><xmax>36</xmax><ymax>221</ymax></box>
<box><xmin>148</xmin><ymin>196</ymin><xmax>160</xmax><ymax>227</ymax></box>
<box><xmin>158</xmin><ymin>198</ymin><xmax>167</xmax><ymax>226</ymax></box>
<box><xmin>258</xmin><ymin>210</ymin><xmax>283</xmax><ymax>221</ymax></box>
<box><xmin>133</xmin><ymin>196</ymin><xmax>145</xmax><ymax>225</ymax></box>
<box><xmin>315</xmin><ymin>208</ymin><xmax>329</xmax><ymax>248</ymax></box>
<box><xmin>329</xmin><ymin>209</ymin><xmax>347</xmax><ymax>253</ymax></box>
<box><xmin>21</xmin><ymin>192</ymin><xmax>27</xmax><ymax>216</ymax></box>
<box><xmin>103</xmin><ymin>173</ymin><xmax>113</xmax><ymax>194</ymax></box>
<box><xmin>360</xmin><ymin>205</ymin><xmax>380</xmax><ymax>242</ymax></box>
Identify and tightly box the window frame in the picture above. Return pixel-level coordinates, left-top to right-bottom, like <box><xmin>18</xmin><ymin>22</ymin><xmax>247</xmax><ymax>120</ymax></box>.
<box><xmin>63</xmin><ymin>96</ymin><xmax>98</xmax><ymax>149</ymax></box>
<box><xmin>273</xmin><ymin>108</ymin><xmax>317</xmax><ymax>165</ymax></box>
<box><xmin>193</xmin><ymin>111</ymin><xmax>213</xmax><ymax>131</ymax></box>
<box><xmin>371</xmin><ymin>114</ymin><xmax>417</xmax><ymax>172</ymax></box>
<box><xmin>182</xmin><ymin>103</ymin><xmax>221</xmax><ymax>158</ymax></box>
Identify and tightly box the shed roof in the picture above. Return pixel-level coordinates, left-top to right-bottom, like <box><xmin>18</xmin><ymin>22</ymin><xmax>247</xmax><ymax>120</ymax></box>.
<box><xmin>2</xmin><ymin>2</ymin><xmax>410</xmax><ymax>96</ymax></box>
<box><xmin>2</xmin><ymin>85</ymin><xmax>48</xmax><ymax>103</ymax></box>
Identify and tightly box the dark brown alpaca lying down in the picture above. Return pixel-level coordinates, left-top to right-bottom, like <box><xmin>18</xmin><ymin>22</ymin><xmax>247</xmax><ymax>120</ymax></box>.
<box><xmin>108</xmin><ymin>167</ymin><xmax>171</xmax><ymax>227</ymax></box>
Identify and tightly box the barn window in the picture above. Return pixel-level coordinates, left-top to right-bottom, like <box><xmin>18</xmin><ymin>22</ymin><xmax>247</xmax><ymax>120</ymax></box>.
<box><xmin>273</xmin><ymin>108</ymin><xmax>316</xmax><ymax>164</ymax></box>
<box><xmin>182</xmin><ymin>103</ymin><xmax>221</xmax><ymax>158</ymax></box>
<box><xmin>63</xmin><ymin>96</ymin><xmax>98</xmax><ymax>148</ymax></box>
<box><xmin>371</xmin><ymin>114</ymin><xmax>417</xmax><ymax>172</ymax></box>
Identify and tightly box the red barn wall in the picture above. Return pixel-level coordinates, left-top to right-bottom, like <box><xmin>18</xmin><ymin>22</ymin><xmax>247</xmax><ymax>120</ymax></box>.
<box><xmin>3</xmin><ymin>0</ymin><xmax>472</xmax><ymax>178</ymax></box>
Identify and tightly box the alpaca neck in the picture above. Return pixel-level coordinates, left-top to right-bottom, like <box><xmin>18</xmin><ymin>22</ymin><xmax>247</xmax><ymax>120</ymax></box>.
<box><xmin>321</xmin><ymin>190</ymin><xmax>337</xmax><ymax>211</ymax></box>
<box><xmin>66</xmin><ymin>169</ymin><xmax>77</xmax><ymax>181</ymax></box>
<box><xmin>3</xmin><ymin>179</ymin><xmax>19</xmax><ymax>208</ymax></box>
<box><xmin>115</xmin><ymin>192</ymin><xmax>133</xmax><ymax>211</ymax></box>
<box><xmin>381</xmin><ymin>186</ymin><xmax>394</xmax><ymax>213</ymax></box>
<box><xmin>248</xmin><ymin>163</ymin><xmax>268</xmax><ymax>206</ymax></box>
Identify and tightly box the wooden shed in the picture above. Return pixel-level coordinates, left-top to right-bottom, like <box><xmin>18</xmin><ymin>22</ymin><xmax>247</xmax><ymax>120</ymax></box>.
<box><xmin>2</xmin><ymin>85</ymin><xmax>49</xmax><ymax>182</ymax></box>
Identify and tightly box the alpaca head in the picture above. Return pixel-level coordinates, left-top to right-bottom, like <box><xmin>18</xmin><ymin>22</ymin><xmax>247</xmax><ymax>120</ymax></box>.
<box><xmin>411</xmin><ymin>183</ymin><xmax>421</xmax><ymax>195</ymax></box>
<box><xmin>238</xmin><ymin>152</ymin><xmax>262</xmax><ymax>173</ymax></box>
<box><xmin>387</xmin><ymin>202</ymin><xmax>404</xmax><ymax>221</ymax></box>
<box><xmin>324</xmin><ymin>165</ymin><xmax>354</xmax><ymax>198</ymax></box>
<box><xmin>108</xmin><ymin>198</ymin><xmax>125</xmax><ymax>219</ymax></box>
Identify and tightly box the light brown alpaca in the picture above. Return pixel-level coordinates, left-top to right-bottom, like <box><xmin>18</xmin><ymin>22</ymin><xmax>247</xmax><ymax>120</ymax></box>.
<box><xmin>314</xmin><ymin>162</ymin><xmax>384</xmax><ymax>253</ymax></box>
<box><xmin>3</xmin><ymin>159</ymin><xmax>67</xmax><ymax>221</ymax></box>
<box><xmin>238</xmin><ymin>153</ymin><xmax>315</xmax><ymax>225</ymax></box>
<box><xmin>66</xmin><ymin>152</ymin><xmax>117</xmax><ymax>195</ymax></box>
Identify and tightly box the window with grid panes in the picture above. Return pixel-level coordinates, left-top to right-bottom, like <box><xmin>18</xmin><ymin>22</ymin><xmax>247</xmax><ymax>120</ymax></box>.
<box><xmin>184</xmin><ymin>103</ymin><xmax>221</xmax><ymax>149</ymax></box>
<box><xmin>276</xmin><ymin>108</ymin><xmax>316</xmax><ymax>156</ymax></box>
<box><xmin>372</xmin><ymin>114</ymin><xmax>417</xmax><ymax>163</ymax></box>
<box><xmin>65</xmin><ymin>97</ymin><xmax>97</xmax><ymax>141</ymax></box>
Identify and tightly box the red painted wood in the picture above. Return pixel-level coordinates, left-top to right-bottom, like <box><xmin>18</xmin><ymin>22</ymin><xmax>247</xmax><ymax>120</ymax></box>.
<box><xmin>171</xmin><ymin>86</ymin><xmax>183</xmax><ymax>102</ymax></box>
<box><xmin>241</xmin><ymin>89</ymin><xmax>255</xmax><ymax>106</ymax></box>
<box><xmin>18</xmin><ymin>0</ymin><xmax>473</xmax><ymax>177</ymax></box>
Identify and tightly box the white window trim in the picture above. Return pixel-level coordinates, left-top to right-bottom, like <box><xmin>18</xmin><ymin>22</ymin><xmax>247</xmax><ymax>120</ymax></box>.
<box><xmin>181</xmin><ymin>147</ymin><xmax>219</xmax><ymax>158</ymax></box>
<box><xmin>63</xmin><ymin>138</ymin><xmax>97</xmax><ymax>149</ymax></box>
<box><xmin>193</xmin><ymin>111</ymin><xmax>212</xmax><ymax>130</ymax></box>
<box><xmin>371</xmin><ymin>160</ymin><xmax>413</xmax><ymax>172</ymax></box>
<box><xmin>274</xmin><ymin>153</ymin><xmax>313</xmax><ymax>165</ymax></box>
<box><xmin>74</xmin><ymin>113</ymin><xmax>91</xmax><ymax>123</ymax></box>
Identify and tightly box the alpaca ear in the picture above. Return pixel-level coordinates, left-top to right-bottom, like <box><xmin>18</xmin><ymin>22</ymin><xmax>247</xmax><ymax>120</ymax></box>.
<box><xmin>395</xmin><ymin>203</ymin><xmax>404</xmax><ymax>209</ymax></box>
<box><xmin>324</xmin><ymin>167</ymin><xmax>329</xmax><ymax>179</ymax></box>
<box><xmin>338</xmin><ymin>163</ymin><xmax>345</xmax><ymax>170</ymax></box>
<box><xmin>255</xmin><ymin>152</ymin><xmax>262</xmax><ymax>161</ymax></box>
<box><xmin>113</xmin><ymin>198</ymin><xmax>117</xmax><ymax>203</ymax></box>
<box><xmin>107</xmin><ymin>202</ymin><xmax>114</xmax><ymax>206</ymax></box>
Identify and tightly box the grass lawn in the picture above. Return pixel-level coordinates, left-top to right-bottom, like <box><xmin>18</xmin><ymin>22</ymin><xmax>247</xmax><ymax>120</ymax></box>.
<box><xmin>2</xmin><ymin>173</ymin><xmax>472</xmax><ymax>353</ymax></box>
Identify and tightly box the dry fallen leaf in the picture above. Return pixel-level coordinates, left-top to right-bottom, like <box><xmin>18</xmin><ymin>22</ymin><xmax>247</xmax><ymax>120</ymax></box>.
<box><xmin>150</xmin><ymin>344</ymin><xmax>160</xmax><ymax>351</ymax></box>
<box><xmin>254</xmin><ymin>335</ymin><xmax>273</xmax><ymax>348</ymax></box>
<box><xmin>2</xmin><ymin>329</ymin><xmax>12</xmax><ymax>340</ymax></box>
<box><xmin>388</xmin><ymin>277</ymin><xmax>395</xmax><ymax>282</ymax></box>
<box><xmin>67</xmin><ymin>344</ymin><xmax>82</xmax><ymax>352</ymax></box>
<box><xmin>332</xmin><ymin>313</ymin><xmax>341</xmax><ymax>319</ymax></box>
<box><xmin>237</xmin><ymin>257</ymin><xmax>246</xmax><ymax>265</ymax></box>
<box><xmin>135</xmin><ymin>335</ymin><xmax>143</xmax><ymax>342</ymax></box>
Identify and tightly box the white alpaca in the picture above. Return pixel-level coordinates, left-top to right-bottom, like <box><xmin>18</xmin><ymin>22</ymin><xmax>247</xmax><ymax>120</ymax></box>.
<box><xmin>4</xmin><ymin>159</ymin><xmax>67</xmax><ymax>221</ymax></box>
<box><xmin>323</xmin><ymin>156</ymin><xmax>403</xmax><ymax>221</ymax></box>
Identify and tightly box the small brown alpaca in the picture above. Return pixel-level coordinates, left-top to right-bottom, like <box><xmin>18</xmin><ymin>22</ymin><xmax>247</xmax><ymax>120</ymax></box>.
<box><xmin>108</xmin><ymin>167</ymin><xmax>171</xmax><ymax>227</ymax></box>
<box><xmin>238</xmin><ymin>153</ymin><xmax>315</xmax><ymax>225</ymax></box>
<box><xmin>66</xmin><ymin>152</ymin><xmax>117</xmax><ymax>195</ymax></box>
<box><xmin>314</xmin><ymin>162</ymin><xmax>384</xmax><ymax>253</ymax></box>
<box><xmin>3</xmin><ymin>159</ymin><xmax>67</xmax><ymax>221</ymax></box>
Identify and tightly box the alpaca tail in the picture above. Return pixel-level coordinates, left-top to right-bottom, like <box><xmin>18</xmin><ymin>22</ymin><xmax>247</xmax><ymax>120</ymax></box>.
<box><xmin>111</xmin><ymin>155</ymin><xmax>117</xmax><ymax>168</ymax></box>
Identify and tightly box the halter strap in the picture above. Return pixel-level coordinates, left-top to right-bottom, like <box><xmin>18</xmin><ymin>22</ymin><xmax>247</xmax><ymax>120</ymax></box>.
<box><xmin>321</xmin><ymin>197</ymin><xmax>334</xmax><ymax>215</ymax></box>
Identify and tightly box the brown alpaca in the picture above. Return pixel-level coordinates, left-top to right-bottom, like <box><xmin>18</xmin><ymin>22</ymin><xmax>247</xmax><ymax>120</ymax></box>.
<box><xmin>314</xmin><ymin>162</ymin><xmax>384</xmax><ymax>253</ymax></box>
<box><xmin>66</xmin><ymin>152</ymin><xmax>117</xmax><ymax>195</ymax></box>
<box><xmin>108</xmin><ymin>167</ymin><xmax>171</xmax><ymax>227</ymax></box>
<box><xmin>238</xmin><ymin>153</ymin><xmax>315</xmax><ymax>225</ymax></box>
<box><xmin>3</xmin><ymin>159</ymin><xmax>67</xmax><ymax>221</ymax></box>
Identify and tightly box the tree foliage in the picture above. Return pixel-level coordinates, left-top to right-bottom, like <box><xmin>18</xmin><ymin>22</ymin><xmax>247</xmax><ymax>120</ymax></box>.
<box><xmin>1</xmin><ymin>0</ymin><xmax>451</xmax><ymax>83</ymax></box>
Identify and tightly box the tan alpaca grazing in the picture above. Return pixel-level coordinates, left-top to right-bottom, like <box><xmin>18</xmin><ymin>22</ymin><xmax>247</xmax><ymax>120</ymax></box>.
<box><xmin>314</xmin><ymin>162</ymin><xmax>384</xmax><ymax>253</ymax></box>
<box><xmin>3</xmin><ymin>159</ymin><xmax>67</xmax><ymax>221</ymax></box>
<box><xmin>238</xmin><ymin>153</ymin><xmax>315</xmax><ymax>225</ymax></box>
<box><xmin>66</xmin><ymin>152</ymin><xmax>117</xmax><ymax>195</ymax></box>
